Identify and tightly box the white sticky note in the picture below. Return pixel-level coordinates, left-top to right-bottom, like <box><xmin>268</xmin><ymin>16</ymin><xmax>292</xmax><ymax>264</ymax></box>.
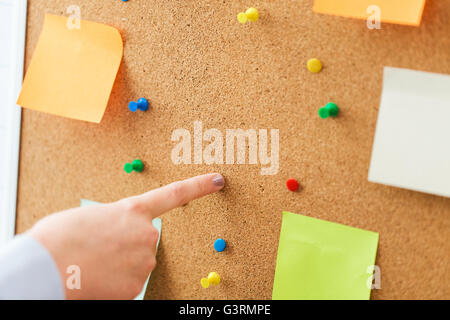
<box><xmin>80</xmin><ymin>199</ymin><xmax>162</xmax><ymax>299</ymax></box>
<box><xmin>369</xmin><ymin>67</ymin><xmax>450</xmax><ymax>198</ymax></box>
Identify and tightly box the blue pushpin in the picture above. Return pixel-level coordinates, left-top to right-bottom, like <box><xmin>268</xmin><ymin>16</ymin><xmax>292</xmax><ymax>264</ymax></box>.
<box><xmin>128</xmin><ymin>98</ymin><xmax>149</xmax><ymax>112</ymax></box>
<box><xmin>137</xmin><ymin>98</ymin><xmax>149</xmax><ymax>111</ymax></box>
<box><xmin>214</xmin><ymin>238</ymin><xmax>226</xmax><ymax>252</ymax></box>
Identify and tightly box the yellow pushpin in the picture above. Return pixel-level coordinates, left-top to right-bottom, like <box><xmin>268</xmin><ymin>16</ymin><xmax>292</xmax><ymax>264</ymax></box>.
<box><xmin>307</xmin><ymin>58</ymin><xmax>323</xmax><ymax>73</ymax></box>
<box><xmin>237</xmin><ymin>12</ymin><xmax>248</xmax><ymax>24</ymax></box>
<box><xmin>245</xmin><ymin>8</ymin><xmax>259</xmax><ymax>22</ymax></box>
<box><xmin>201</xmin><ymin>272</ymin><xmax>221</xmax><ymax>288</ymax></box>
<box><xmin>237</xmin><ymin>7</ymin><xmax>259</xmax><ymax>24</ymax></box>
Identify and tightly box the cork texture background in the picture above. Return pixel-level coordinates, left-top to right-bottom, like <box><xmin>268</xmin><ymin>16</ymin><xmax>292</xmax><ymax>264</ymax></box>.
<box><xmin>16</xmin><ymin>0</ymin><xmax>449</xmax><ymax>299</ymax></box>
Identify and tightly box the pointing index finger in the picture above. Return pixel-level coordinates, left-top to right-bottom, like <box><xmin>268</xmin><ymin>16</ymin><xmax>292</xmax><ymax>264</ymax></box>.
<box><xmin>132</xmin><ymin>173</ymin><xmax>225</xmax><ymax>218</ymax></box>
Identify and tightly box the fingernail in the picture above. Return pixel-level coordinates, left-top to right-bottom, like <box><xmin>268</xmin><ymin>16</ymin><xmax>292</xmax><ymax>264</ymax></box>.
<box><xmin>212</xmin><ymin>174</ymin><xmax>225</xmax><ymax>187</ymax></box>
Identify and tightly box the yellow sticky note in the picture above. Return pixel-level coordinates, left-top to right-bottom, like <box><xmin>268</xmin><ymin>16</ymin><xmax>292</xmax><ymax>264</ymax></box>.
<box><xmin>17</xmin><ymin>14</ymin><xmax>123</xmax><ymax>123</ymax></box>
<box><xmin>313</xmin><ymin>0</ymin><xmax>426</xmax><ymax>26</ymax></box>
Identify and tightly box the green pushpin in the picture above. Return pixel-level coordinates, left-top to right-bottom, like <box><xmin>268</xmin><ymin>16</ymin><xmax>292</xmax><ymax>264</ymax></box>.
<box><xmin>124</xmin><ymin>159</ymin><xmax>144</xmax><ymax>173</ymax></box>
<box><xmin>318</xmin><ymin>102</ymin><xmax>339</xmax><ymax>119</ymax></box>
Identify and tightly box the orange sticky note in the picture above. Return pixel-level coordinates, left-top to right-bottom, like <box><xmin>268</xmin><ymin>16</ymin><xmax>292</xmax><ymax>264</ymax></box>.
<box><xmin>313</xmin><ymin>0</ymin><xmax>426</xmax><ymax>26</ymax></box>
<box><xmin>17</xmin><ymin>14</ymin><xmax>123</xmax><ymax>123</ymax></box>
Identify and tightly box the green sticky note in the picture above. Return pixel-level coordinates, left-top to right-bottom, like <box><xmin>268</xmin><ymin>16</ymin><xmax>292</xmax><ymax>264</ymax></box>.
<box><xmin>272</xmin><ymin>211</ymin><xmax>379</xmax><ymax>300</ymax></box>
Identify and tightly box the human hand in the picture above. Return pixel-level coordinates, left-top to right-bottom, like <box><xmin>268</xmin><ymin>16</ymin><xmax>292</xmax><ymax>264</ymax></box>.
<box><xmin>28</xmin><ymin>173</ymin><xmax>225</xmax><ymax>299</ymax></box>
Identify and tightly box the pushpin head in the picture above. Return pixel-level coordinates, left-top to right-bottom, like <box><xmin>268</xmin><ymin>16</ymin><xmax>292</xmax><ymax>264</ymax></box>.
<box><xmin>124</xmin><ymin>159</ymin><xmax>144</xmax><ymax>173</ymax></box>
<box><xmin>131</xmin><ymin>159</ymin><xmax>144</xmax><ymax>172</ymax></box>
<box><xmin>319</xmin><ymin>102</ymin><xmax>339</xmax><ymax>119</ymax></box>
<box><xmin>208</xmin><ymin>272</ymin><xmax>221</xmax><ymax>286</ymax></box>
<box><xmin>137</xmin><ymin>98</ymin><xmax>149</xmax><ymax>111</ymax></box>
<box><xmin>326</xmin><ymin>102</ymin><xmax>339</xmax><ymax>116</ymax></box>
<box><xmin>318</xmin><ymin>107</ymin><xmax>330</xmax><ymax>119</ymax></box>
<box><xmin>286</xmin><ymin>178</ymin><xmax>299</xmax><ymax>192</ymax></box>
<box><xmin>237</xmin><ymin>12</ymin><xmax>248</xmax><ymax>24</ymax></box>
<box><xmin>245</xmin><ymin>8</ymin><xmax>259</xmax><ymax>22</ymax></box>
<box><xmin>307</xmin><ymin>58</ymin><xmax>323</xmax><ymax>73</ymax></box>
<box><xmin>124</xmin><ymin>163</ymin><xmax>133</xmax><ymax>173</ymax></box>
<box><xmin>128</xmin><ymin>101</ymin><xmax>138</xmax><ymax>112</ymax></box>
<box><xmin>201</xmin><ymin>277</ymin><xmax>210</xmax><ymax>289</ymax></box>
<box><xmin>214</xmin><ymin>238</ymin><xmax>226</xmax><ymax>252</ymax></box>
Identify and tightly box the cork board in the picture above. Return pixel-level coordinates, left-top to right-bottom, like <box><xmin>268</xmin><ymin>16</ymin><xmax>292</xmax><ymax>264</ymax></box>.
<box><xmin>17</xmin><ymin>0</ymin><xmax>450</xmax><ymax>299</ymax></box>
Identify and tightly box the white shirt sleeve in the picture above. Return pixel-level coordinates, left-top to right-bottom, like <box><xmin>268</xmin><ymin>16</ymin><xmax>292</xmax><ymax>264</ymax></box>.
<box><xmin>0</xmin><ymin>234</ymin><xmax>65</xmax><ymax>300</ymax></box>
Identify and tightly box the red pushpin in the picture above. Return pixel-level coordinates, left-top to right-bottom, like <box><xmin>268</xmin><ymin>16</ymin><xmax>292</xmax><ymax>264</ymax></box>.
<box><xmin>286</xmin><ymin>178</ymin><xmax>299</xmax><ymax>192</ymax></box>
